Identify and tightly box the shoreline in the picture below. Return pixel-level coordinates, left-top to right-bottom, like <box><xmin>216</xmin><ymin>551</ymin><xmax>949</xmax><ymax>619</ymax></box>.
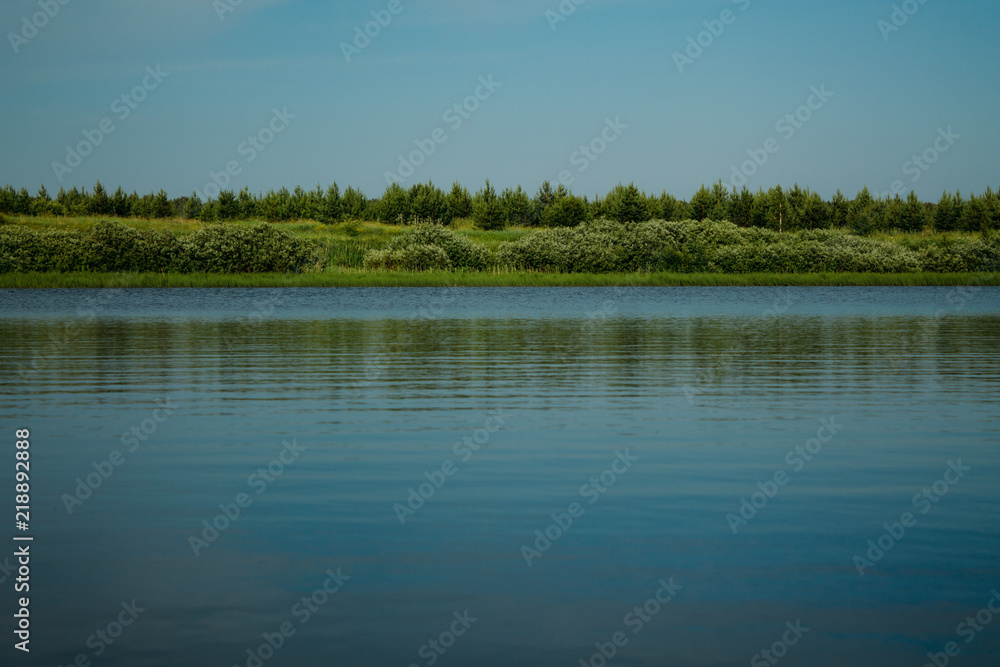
<box><xmin>2</xmin><ymin>271</ymin><xmax>998</xmax><ymax>288</ymax></box>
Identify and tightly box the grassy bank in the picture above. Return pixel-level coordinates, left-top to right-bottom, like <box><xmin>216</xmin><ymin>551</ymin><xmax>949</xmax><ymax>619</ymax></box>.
<box><xmin>3</xmin><ymin>271</ymin><xmax>998</xmax><ymax>288</ymax></box>
<box><xmin>3</xmin><ymin>215</ymin><xmax>998</xmax><ymax>286</ymax></box>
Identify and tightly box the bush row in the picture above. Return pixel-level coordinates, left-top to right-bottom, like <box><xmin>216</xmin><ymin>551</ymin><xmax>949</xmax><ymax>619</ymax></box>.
<box><xmin>0</xmin><ymin>221</ymin><xmax>323</xmax><ymax>273</ymax></box>
<box><xmin>364</xmin><ymin>220</ymin><xmax>1000</xmax><ymax>274</ymax></box>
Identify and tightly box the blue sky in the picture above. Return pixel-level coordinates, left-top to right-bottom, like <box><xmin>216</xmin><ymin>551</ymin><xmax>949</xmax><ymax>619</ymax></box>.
<box><xmin>1</xmin><ymin>0</ymin><xmax>997</xmax><ymax>201</ymax></box>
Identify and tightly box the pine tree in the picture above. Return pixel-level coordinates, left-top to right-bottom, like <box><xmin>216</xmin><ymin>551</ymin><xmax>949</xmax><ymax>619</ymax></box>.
<box><xmin>610</xmin><ymin>183</ymin><xmax>648</xmax><ymax>224</ymax></box>
<box><xmin>447</xmin><ymin>181</ymin><xmax>473</xmax><ymax>219</ymax></box>
<box><xmin>688</xmin><ymin>185</ymin><xmax>714</xmax><ymax>221</ymax></box>
<box><xmin>829</xmin><ymin>189</ymin><xmax>849</xmax><ymax>228</ymax></box>
<box><xmin>324</xmin><ymin>183</ymin><xmax>342</xmax><ymax>223</ymax></box>
<box><xmin>541</xmin><ymin>194</ymin><xmax>591</xmax><ymax>227</ymax></box>
<box><xmin>237</xmin><ymin>187</ymin><xmax>257</xmax><ymax>219</ymax></box>
<box><xmin>533</xmin><ymin>181</ymin><xmax>557</xmax><ymax>220</ymax></box>
<box><xmin>473</xmin><ymin>180</ymin><xmax>506</xmax><ymax>230</ymax></box>
<box><xmin>112</xmin><ymin>187</ymin><xmax>130</xmax><ymax>217</ymax></box>
<box><xmin>153</xmin><ymin>189</ymin><xmax>173</xmax><ymax>218</ymax></box>
<box><xmin>933</xmin><ymin>191</ymin><xmax>958</xmax><ymax>232</ymax></box>
<box><xmin>342</xmin><ymin>186</ymin><xmax>366</xmax><ymax>220</ymax></box>
<box><xmin>709</xmin><ymin>179</ymin><xmax>730</xmax><ymax>220</ymax></box>
<box><xmin>883</xmin><ymin>194</ymin><xmax>903</xmax><ymax>230</ymax></box>
<box><xmin>217</xmin><ymin>190</ymin><xmax>237</xmax><ymax>221</ymax></box>
<box><xmin>380</xmin><ymin>182</ymin><xmax>410</xmax><ymax>223</ymax></box>
<box><xmin>728</xmin><ymin>187</ymin><xmax>754</xmax><ymax>227</ymax></box>
<box><xmin>848</xmin><ymin>187</ymin><xmax>875</xmax><ymax>234</ymax></box>
<box><xmin>899</xmin><ymin>191</ymin><xmax>930</xmax><ymax>232</ymax></box>
<box><xmin>501</xmin><ymin>186</ymin><xmax>533</xmax><ymax>227</ymax></box>
<box><xmin>185</xmin><ymin>191</ymin><xmax>204</xmax><ymax>219</ymax></box>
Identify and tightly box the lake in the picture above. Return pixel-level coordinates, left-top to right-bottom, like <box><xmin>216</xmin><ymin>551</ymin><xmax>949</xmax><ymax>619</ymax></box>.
<box><xmin>1</xmin><ymin>287</ymin><xmax>998</xmax><ymax>667</ymax></box>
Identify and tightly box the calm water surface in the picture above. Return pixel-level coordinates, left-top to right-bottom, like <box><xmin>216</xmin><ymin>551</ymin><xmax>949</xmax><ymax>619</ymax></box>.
<box><xmin>1</xmin><ymin>287</ymin><xmax>998</xmax><ymax>667</ymax></box>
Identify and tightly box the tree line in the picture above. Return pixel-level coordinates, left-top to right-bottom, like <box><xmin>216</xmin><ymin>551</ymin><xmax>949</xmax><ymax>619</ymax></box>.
<box><xmin>2</xmin><ymin>180</ymin><xmax>998</xmax><ymax>235</ymax></box>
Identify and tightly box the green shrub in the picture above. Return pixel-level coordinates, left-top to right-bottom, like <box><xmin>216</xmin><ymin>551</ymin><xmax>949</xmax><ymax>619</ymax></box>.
<box><xmin>186</xmin><ymin>224</ymin><xmax>322</xmax><ymax>273</ymax></box>
<box><xmin>363</xmin><ymin>244</ymin><xmax>452</xmax><ymax>271</ymax></box>
<box><xmin>381</xmin><ymin>224</ymin><xmax>492</xmax><ymax>270</ymax></box>
<box><xmin>0</xmin><ymin>221</ymin><xmax>321</xmax><ymax>274</ymax></box>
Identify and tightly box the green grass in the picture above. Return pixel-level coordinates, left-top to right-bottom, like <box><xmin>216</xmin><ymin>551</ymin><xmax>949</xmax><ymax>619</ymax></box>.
<box><xmin>3</xmin><ymin>270</ymin><xmax>998</xmax><ymax>288</ymax></box>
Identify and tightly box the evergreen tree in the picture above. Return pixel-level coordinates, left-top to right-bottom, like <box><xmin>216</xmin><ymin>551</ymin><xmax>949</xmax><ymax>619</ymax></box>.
<box><xmin>89</xmin><ymin>181</ymin><xmax>110</xmax><ymax>216</ymax></box>
<box><xmin>882</xmin><ymin>194</ymin><xmax>903</xmax><ymax>230</ymax></box>
<box><xmin>655</xmin><ymin>192</ymin><xmax>685</xmax><ymax>221</ymax></box>
<box><xmin>153</xmin><ymin>189</ymin><xmax>173</xmax><ymax>218</ymax></box>
<box><xmin>898</xmin><ymin>191</ymin><xmax>929</xmax><ymax>232</ymax></box>
<box><xmin>409</xmin><ymin>182</ymin><xmax>453</xmax><ymax>224</ymax></box>
<box><xmin>688</xmin><ymin>185</ymin><xmax>714</xmax><ymax>221</ymax></box>
<box><xmin>199</xmin><ymin>201</ymin><xmax>217</xmax><ymax>223</ymax></box>
<box><xmin>533</xmin><ymin>181</ymin><xmax>557</xmax><ymax>220</ymax></box>
<box><xmin>237</xmin><ymin>187</ymin><xmax>257</xmax><ymax>219</ymax></box>
<box><xmin>324</xmin><ymin>183</ymin><xmax>342</xmax><ymax>223</ymax></box>
<box><xmin>185</xmin><ymin>191</ymin><xmax>204</xmax><ymax>219</ymax></box>
<box><xmin>829</xmin><ymin>189</ymin><xmax>849</xmax><ymax>228</ymax></box>
<box><xmin>728</xmin><ymin>187</ymin><xmax>754</xmax><ymax>227</ymax></box>
<box><xmin>933</xmin><ymin>191</ymin><xmax>958</xmax><ymax>232</ymax></box>
<box><xmin>501</xmin><ymin>185</ymin><xmax>533</xmax><ymax>227</ymax></box>
<box><xmin>708</xmin><ymin>179</ymin><xmax>730</xmax><ymax>220</ymax></box>
<box><xmin>984</xmin><ymin>187</ymin><xmax>1000</xmax><ymax>232</ymax></box>
<box><xmin>610</xmin><ymin>183</ymin><xmax>648</xmax><ymax>224</ymax></box>
<box><xmin>380</xmin><ymin>182</ymin><xmax>410</xmax><ymax>223</ymax></box>
<box><xmin>954</xmin><ymin>189</ymin><xmax>972</xmax><ymax>232</ymax></box>
<box><xmin>848</xmin><ymin>187</ymin><xmax>876</xmax><ymax>234</ymax></box>
<box><xmin>217</xmin><ymin>190</ymin><xmax>237</xmax><ymax>221</ymax></box>
<box><xmin>111</xmin><ymin>187</ymin><xmax>130</xmax><ymax>217</ymax></box>
<box><xmin>473</xmin><ymin>180</ymin><xmax>506</xmax><ymax>230</ymax></box>
<box><xmin>342</xmin><ymin>186</ymin><xmax>367</xmax><ymax>220</ymax></box>
<box><xmin>447</xmin><ymin>181</ymin><xmax>473</xmax><ymax>219</ymax></box>
<box><xmin>13</xmin><ymin>188</ymin><xmax>31</xmax><ymax>215</ymax></box>
<box><xmin>541</xmin><ymin>194</ymin><xmax>591</xmax><ymax>227</ymax></box>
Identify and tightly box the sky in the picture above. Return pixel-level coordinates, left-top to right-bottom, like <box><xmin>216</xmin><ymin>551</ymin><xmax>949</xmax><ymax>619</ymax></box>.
<box><xmin>1</xmin><ymin>0</ymin><xmax>998</xmax><ymax>202</ymax></box>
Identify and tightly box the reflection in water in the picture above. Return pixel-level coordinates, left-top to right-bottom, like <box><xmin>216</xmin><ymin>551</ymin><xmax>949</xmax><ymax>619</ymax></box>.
<box><xmin>0</xmin><ymin>288</ymin><xmax>998</xmax><ymax>667</ymax></box>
